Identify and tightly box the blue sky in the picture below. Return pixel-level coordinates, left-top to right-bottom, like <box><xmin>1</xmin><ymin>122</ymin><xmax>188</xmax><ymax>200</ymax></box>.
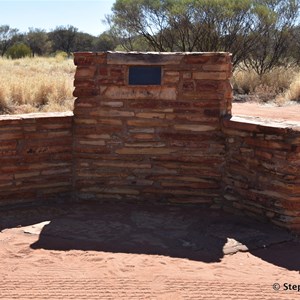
<box><xmin>0</xmin><ymin>0</ymin><xmax>115</xmax><ymax>36</ymax></box>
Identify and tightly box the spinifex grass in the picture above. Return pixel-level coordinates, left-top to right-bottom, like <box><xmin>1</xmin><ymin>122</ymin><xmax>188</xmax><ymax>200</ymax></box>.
<box><xmin>0</xmin><ymin>56</ymin><xmax>75</xmax><ymax>114</ymax></box>
<box><xmin>232</xmin><ymin>65</ymin><xmax>300</xmax><ymax>105</ymax></box>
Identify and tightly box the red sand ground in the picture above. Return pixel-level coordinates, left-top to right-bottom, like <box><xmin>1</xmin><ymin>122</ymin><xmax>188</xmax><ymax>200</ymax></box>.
<box><xmin>232</xmin><ymin>102</ymin><xmax>300</xmax><ymax>122</ymax></box>
<box><xmin>0</xmin><ymin>203</ymin><xmax>299</xmax><ymax>300</ymax></box>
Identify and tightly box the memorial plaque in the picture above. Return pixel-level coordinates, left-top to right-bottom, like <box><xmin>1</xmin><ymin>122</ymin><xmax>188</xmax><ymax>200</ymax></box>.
<box><xmin>129</xmin><ymin>66</ymin><xmax>161</xmax><ymax>85</ymax></box>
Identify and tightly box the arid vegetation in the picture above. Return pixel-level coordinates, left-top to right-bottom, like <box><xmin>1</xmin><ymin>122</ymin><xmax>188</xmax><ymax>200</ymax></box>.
<box><xmin>0</xmin><ymin>0</ymin><xmax>300</xmax><ymax>114</ymax></box>
<box><xmin>233</xmin><ymin>66</ymin><xmax>300</xmax><ymax>105</ymax></box>
<box><xmin>0</xmin><ymin>55</ymin><xmax>75</xmax><ymax>114</ymax></box>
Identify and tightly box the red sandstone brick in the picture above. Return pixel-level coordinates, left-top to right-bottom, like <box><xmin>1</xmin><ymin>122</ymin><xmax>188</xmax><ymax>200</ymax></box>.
<box><xmin>127</xmin><ymin>120</ymin><xmax>168</xmax><ymax>127</ymax></box>
<box><xmin>92</xmin><ymin>161</ymin><xmax>152</xmax><ymax>169</ymax></box>
<box><xmin>0</xmin><ymin>132</ymin><xmax>24</xmax><ymax>140</ymax></box>
<box><xmin>174</xmin><ymin>124</ymin><xmax>217</xmax><ymax>132</ymax></box>
<box><xmin>99</xmin><ymin>67</ymin><xmax>108</xmax><ymax>76</ymax></box>
<box><xmin>75</xmin><ymin>66</ymin><xmax>97</xmax><ymax>78</ymax></box>
<box><xmin>136</xmin><ymin>112</ymin><xmax>165</xmax><ymax>119</ymax></box>
<box><xmin>75</xmin><ymin>126</ymin><xmax>120</xmax><ymax>135</ymax></box>
<box><xmin>96</xmin><ymin>119</ymin><xmax>123</xmax><ymax>126</ymax></box>
<box><xmin>245</xmin><ymin>137</ymin><xmax>292</xmax><ymax>150</ymax></box>
<box><xmin>74</xmin><ymin>52</ymin><xmax>106</xmax><ymax>65</ymax></box>
<box><xmin>115</xmin><ymin>148</ymin><xmax>176</xmax><ymax>155</ymax></box>
<box><xmin>193</xmin><ymin>71</ymin><xmax>228</xmax><ymax>80</ymax></box>
<box><xmin>182</xmin><ymin>81</ymin><xmax>195</xmax><ymax>91</ymax></box>
<box><xmin>195</xmin><ymin>80</ymin><xmax>220</xmax><ymax>91</ymax></box>
<box><xmin>131</xmin><ymin>134</ymin><xmax>155</xmax><ymax>140</ymax></box>
<box><xmin>79</xmin><ymin>140</ymin><xmax>106</xmax><ymax>146</ymax></box>
<box><xmin>101</xmin><ymin>101</ymin><xmax>124</xmax><ymax>108</ymax></box>
<box><xmin>73</xmin><ymin>87</ymin><xmax>99</xmax><ymax>97</ymax></box>
<box><xmin>90</xmin><ymin>110</ymin><xmax>134</xmax><ymax>118</ymax></box>
<box><xmin>0</xmin><ymin>141</ymin><xmax>17</xmax><ymax>150</ymax></box>
<box><xmin>202</xmin><ymin>64</ymin><xmax>231</xmax><ymax>72</ymax></box>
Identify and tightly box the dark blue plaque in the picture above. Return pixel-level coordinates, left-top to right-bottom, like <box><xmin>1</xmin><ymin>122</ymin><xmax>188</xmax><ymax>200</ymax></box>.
<box><xmin>129</xmin><ymin>66</ymin><xmax>161</xmax><ymax>85</ymax></box>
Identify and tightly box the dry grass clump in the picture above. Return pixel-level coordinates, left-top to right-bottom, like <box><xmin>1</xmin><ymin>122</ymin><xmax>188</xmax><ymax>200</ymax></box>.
<box><xmin>232</xmin><ymin>65</ymin><xmax>300</xmax><ymax>105</ymax></box>
<box><xmin>0</xmin><ymin>56</ymin><xmax>75</xmax><ymax>114</ymax></box>
<box><xmin>279</xmin><ymin>73</ymin><xmax>300</xmax><ymax>104</ymax></box>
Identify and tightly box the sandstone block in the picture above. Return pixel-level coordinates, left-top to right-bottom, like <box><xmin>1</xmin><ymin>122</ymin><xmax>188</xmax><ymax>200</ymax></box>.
<box><xmin>92</xmin><ymin>161</ymin><xmax>151</xmax><ymax>169</ymax></box>
<box><xmin>101</xmin><ymin>101</ymin><xmax>124</xmax><ymax>108</ymax></box>
<box><xmin>116</xmin><ymin>148</ymin><xmax>177</xmax><ymax>155</ymax></box>
<box><xmin>101</xmin><ymin>86</ymin><xmax>177</xmax><ymax>101</ymax></box>
<box><xmin>75</xmin><ymin>66</ymin><xmax>97</xmax><ymax>78</ymax></box>
<box><xmin>79</xmin><ymin>140</ymin><xmax>106</xmax><ymax>146</ymax></box>
<box><xmin>131</xmin><ymin>134</ymin><xmax>155</xmax><ymax>140</ymax></box>
<box><xmin>192</xmin><ymin>71</ymin><xmax>228</xmax><ymax>80</ymax></box>
<box><xmin>136</xmin><ymin>112</ymin><xmax>165</xmax><ymax>119</ymax></box>
<box><xmin>91</xmin><ymin>110</ymin><xmax>134</xmax><ymax>118</ymax></box>
<box><xmin>127</xmin><ymin>120</ymin><xmax>168</xmax><ymax>127</ymax></box>
<box><xmin>95</xmin><ymin>119</ymin><xmax>123</xmax><ymax>126</ymax></box>
<box><xmin>174</xmin><ymin>124</ymin><xmax>217</xmax><ymax>132</ymax></box>
<box><xmin>124</xmin><ymin>142</ymin><xmax>165</xmax><ymax>148</ymax></box>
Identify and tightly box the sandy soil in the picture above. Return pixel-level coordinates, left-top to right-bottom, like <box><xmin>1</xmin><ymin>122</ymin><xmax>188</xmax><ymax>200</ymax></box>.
<box><xmin>232</xmin><ymin>102</ymin><xmax>300</xmax><ymax>122</ymax></box>
<box><xmin>0</xmin><ymin>203</ymin><xmax>299</xmax><ymax>299</ymax></box>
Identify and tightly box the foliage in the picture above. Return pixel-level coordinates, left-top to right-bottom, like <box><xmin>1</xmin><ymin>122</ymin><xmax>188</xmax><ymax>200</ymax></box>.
<box><xmin>232</xmin><ymin>65</ymin><xmax>300</xmax><ymax>105</ymax></box>
<box><xmin>107</xmin><ymin>0</ymin><xmax>300</xmax><ymax>72</ymax></box>
<box><xmin>48</xmin><ymin>25</ymin><xmax>78</xmax><ymax>57</ymax></box>
<box><xmin>73</xmin><ymin>32</ymin><xmax>95</xmax><ymax>52</ymax></box>
<box><xmin>0</xmin><ymin>25</ymin><xmax>19</xmax><ymax>57</ymax></box>
<box><xmin>54</xmin><ymin>50</ymin><xmax>68</xmax><ymax>60</ymax></box>
<box><xmin>93</xmin><ymin>31</ymin><xmax>118</xmax><ymax>51</ymax></box>
<box><xmin>6</xmin><ymin>43</ymin><xmax>32</xmax><ymax>59</ymax></box>
<box><xmin>26</xmin><ymin>28</ymin><xmax>52</xmax><ymax>57</ymax></box>
<box><xmin>244</xmin><ymin>0</ymin><xmax>299</xmax><ymax>75</ymax></box>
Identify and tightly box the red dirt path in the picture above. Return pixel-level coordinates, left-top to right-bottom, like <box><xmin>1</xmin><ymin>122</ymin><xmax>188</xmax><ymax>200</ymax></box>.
<box><xmin>232</xmin><ymin>102</ymin><xmax>300</xmax><ymax>122</ymax></box>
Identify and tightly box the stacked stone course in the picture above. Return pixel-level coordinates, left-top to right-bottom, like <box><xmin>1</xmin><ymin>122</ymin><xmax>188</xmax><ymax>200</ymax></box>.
<box><xmin>73</xmin><ymin>52</ymin><xmax>232</xmax><ymax>205</ymax></box>
<box><xmin>223</xmin><ymin>117</ymin><xmax>300</xmax><ymax>230</ymax></box>
<box><xmin>0</xmin><ymin>112</ymin><xmax>73</xmax><ymax>206</ymax></box>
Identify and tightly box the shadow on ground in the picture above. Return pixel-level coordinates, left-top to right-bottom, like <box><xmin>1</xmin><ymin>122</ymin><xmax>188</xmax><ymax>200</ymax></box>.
<box><xmin>1</xmin><ymin>202</ymin><xmax>299</xmax><ymax>270</ymax></box>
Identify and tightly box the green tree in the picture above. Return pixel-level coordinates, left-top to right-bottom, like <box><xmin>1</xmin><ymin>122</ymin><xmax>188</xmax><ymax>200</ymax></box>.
<box><xmin>107</xmin><ymin>0</ymin><xmax>172</xmax><ymax>51</ymax></box>
<box><xmin>48</xmin><ymin>25</ymin><xmax>78</xmax><ymax>57</ymax></box>
<box><xmin>73</xmin><ymin>32</ymin><xmax>95</xmax><ymax>52</ymax></box>
<box><xmin>93</xmin><ymin>31</ymin><xmax>118</xmax><ymax>51</ymax></box>
<box><xmin>245</xmin><ymin>0</ymin><xmax>299</xmax><ymax>75</ymax></box>
<box><xmin>6</xmin><ymin>42</ymin><xmax>31</xmax><ymax>59</ymax></box>
<box><xmin>288</xmin><ymin>25</ymin><xmax>300</xmax><ymax>64</ymax></box>
<box><xmin>107</xmin><ymin>0</ymin><xmax>300</xmax><ymax>68</ymax></box>
<box><xmin>0</xmin><ymin>25</ymin><xmax>19</xmax><ymax>57</ymax></box>
<box><xmin>26</xmin><ymin>28</ymin><xmax>52</xmax><ymax>57</ymax></box>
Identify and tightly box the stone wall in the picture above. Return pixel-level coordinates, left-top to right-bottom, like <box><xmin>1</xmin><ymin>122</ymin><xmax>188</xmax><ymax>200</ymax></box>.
<box><xmin>222</xmin><ymin>116</ymin><xmax>300</xmax><ymax>231</ymax></box>
<box><xmin>73</xmin><ymin>52</ymin><xmax>232</xmax><ymax>204</ymax></box>
<box><xmin>0</xmin><ymin>112</ymin><xmax>73</xmax><ymax>206</ymax></box>
<box><xmin>0</xmin><ymin>51</ymin><xmax>299</xmax><ymax>233</ymax></box>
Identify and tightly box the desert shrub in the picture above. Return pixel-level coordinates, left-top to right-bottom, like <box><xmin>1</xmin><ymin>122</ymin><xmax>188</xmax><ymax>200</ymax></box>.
<box><xmin>54</xmin><ymin>51</ymin><xmax>68</xmax><ymax>61</ymax></box>
<box><xmin>0</xmin><ymin>87</ymin><xmax>8</xmax><ymax>113</ymax></box>
<box><xmin>232</xmin><ymin>68</ymin><xmax>261</xmax><ymax>94</ymax></box>
<box><xmin>6</xmin><ymin>43</ymin><xmax>32</xmax><ymax>59</ymax></box>
<box><xmin>288</xmin><ymin>77</ymin><xmax>300</xmax><ymax>102</ymax></box>
<box><xmin>277</xmin><ymin>73</ymin><xmax>300</xmax><ymax>104</ymax></box>
<box><xmin>232</xmin><ymin>66</ymin><xmax>300</xmax><ymax>104</ymax></box>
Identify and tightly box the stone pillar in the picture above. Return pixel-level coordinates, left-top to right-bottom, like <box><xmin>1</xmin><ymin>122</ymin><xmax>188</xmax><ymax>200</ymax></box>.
<box><xmin>73</xmin><ymin>52</ymin><xmax>232</xmax><ymax>205</ymax></box>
